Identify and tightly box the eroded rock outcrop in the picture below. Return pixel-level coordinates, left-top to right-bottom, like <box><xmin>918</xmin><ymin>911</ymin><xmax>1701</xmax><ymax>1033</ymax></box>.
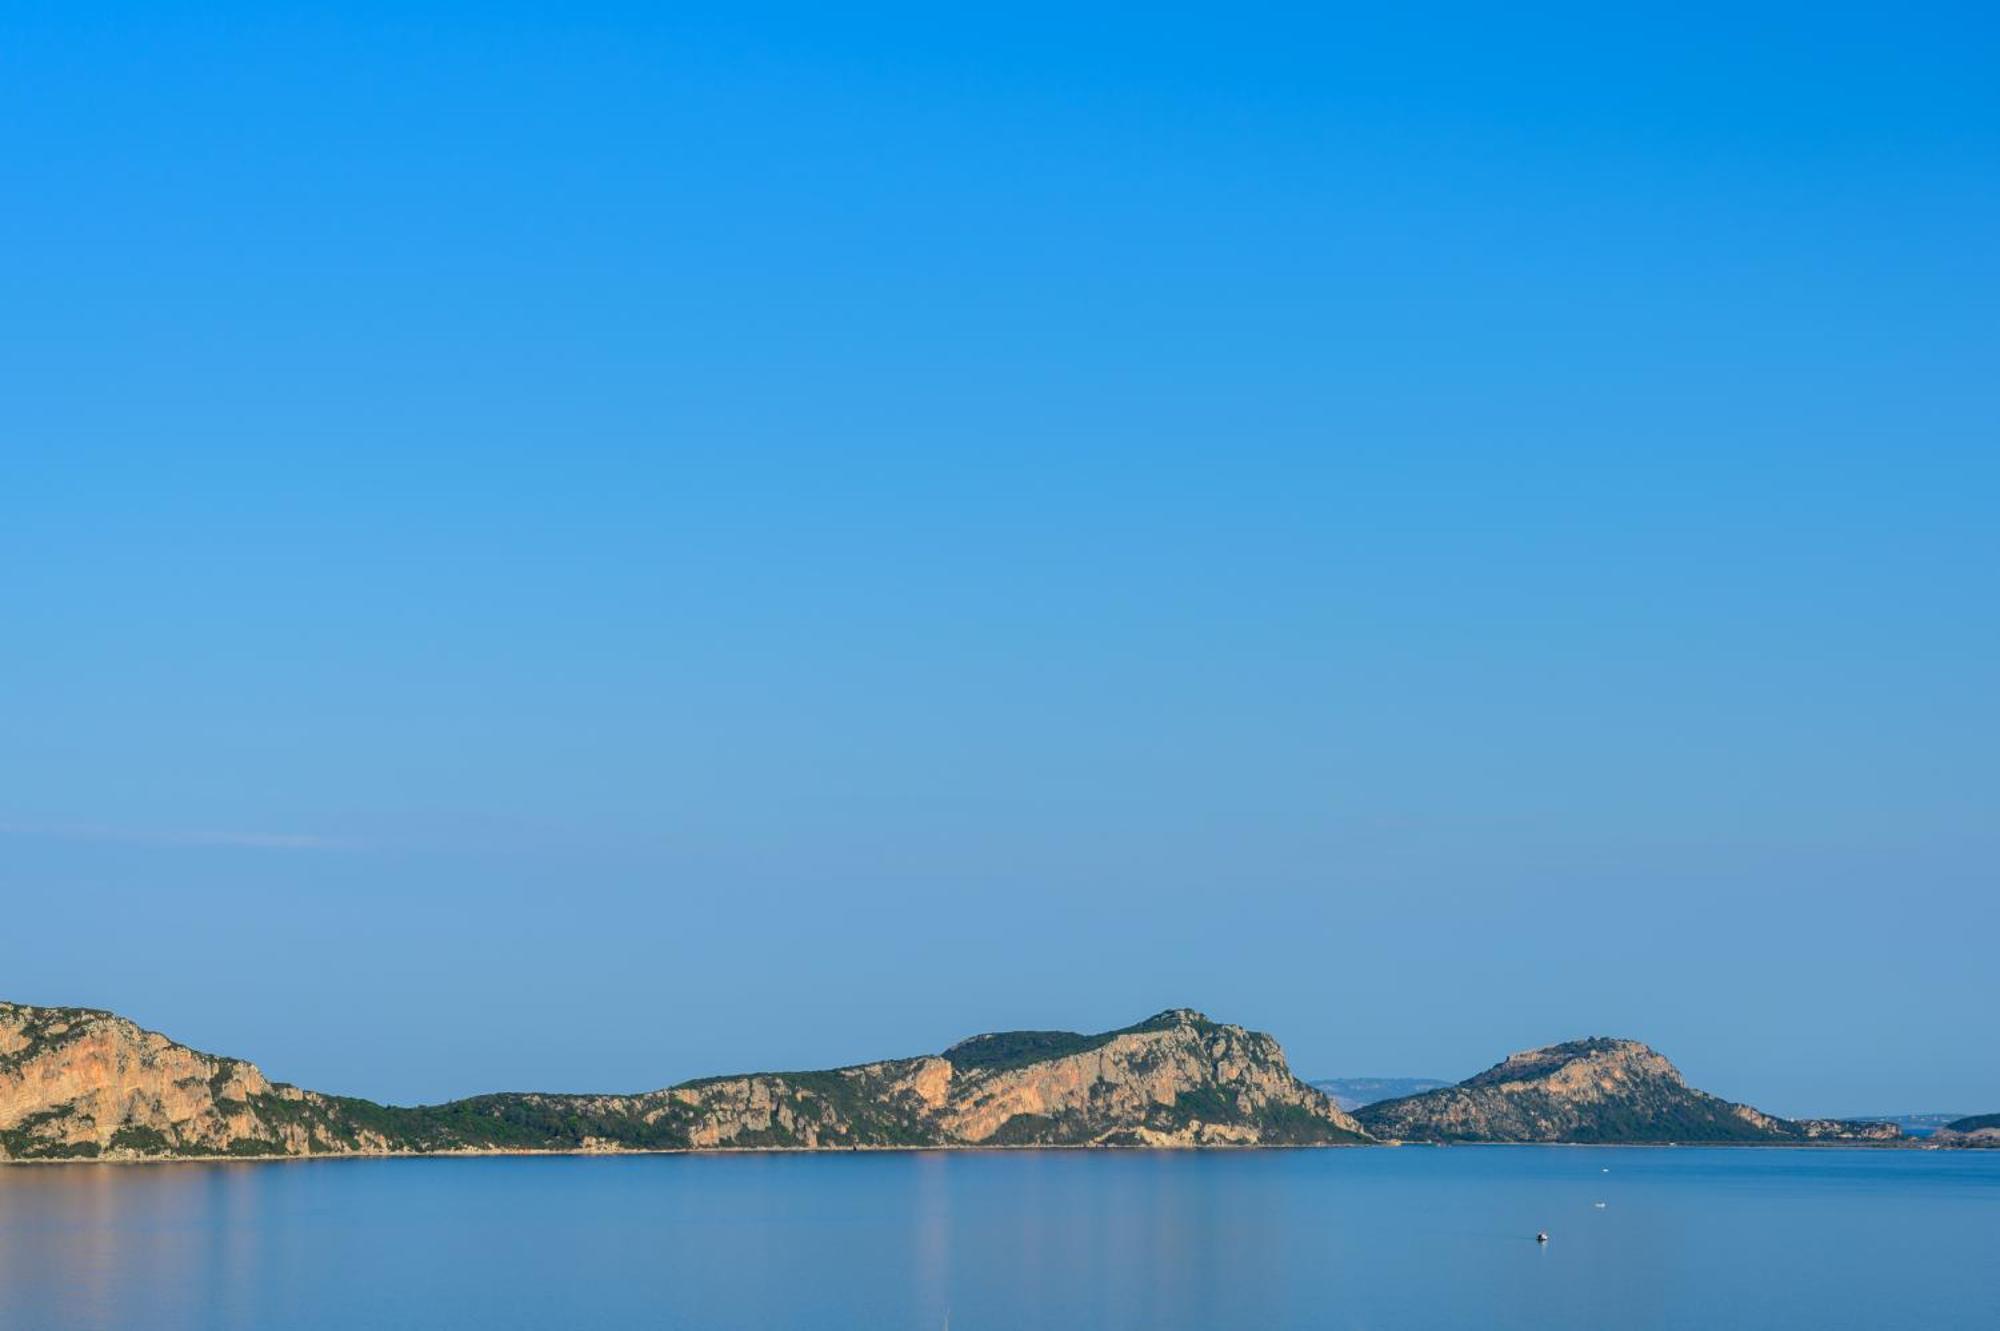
<box><xmin>0</xmin><ymin>1003</ymin><xmax>409</xmax><ymax>1159</ymax></box>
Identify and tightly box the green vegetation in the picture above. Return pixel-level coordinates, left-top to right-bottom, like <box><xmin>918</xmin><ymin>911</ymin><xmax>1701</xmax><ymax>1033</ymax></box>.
<box><xmin>1254</xmin><ymin>1101</ymin><xmax>1366</xmax><ymax>1145</ymax></box>
<box><xmin>1169</xmin><ymin>1086</ymin><xmax>1239</xmax><ymax>1125</ymax></box>
<box><xmin>0</xmin><ymin>1138</ymin><xmax>101</xmax><ymax>1160</ymax></box>
<box><xmin>108</xmin><ymin>1125</ymin><xmax>173</xmax><ymax>1153</ymax></box>
<box><xmin>0</xmin><ymin>1106</ymin><xmax>87</xmax><ymax>1159</ymax></box>
<box><xmin>1945</xmin><ymin>1113</ymin><xmax>2000</xmax><ymax>1132</ymax></box>
<box><xmin>944</xmin><ymin>1030</ymin><xmax>1121</xmax><ymax>1075</ymax></box>
<box><xmin>224</xmin><ymin>1138</ymin><xmax>287</xmax><ymax>1157</ymax></box>
<box><xmin>412</xmin><ymin>1094</ymin><xmax>692</xmax><ymax>1151</ymax></box>
<box><xmin>985</xmin><ymin>1112</ymin><xmax>1055</xmax><ymax>1144</ymax></box>
<box><xmin>1158</xmin><ymin>1088</ymin><xmax>1366</xmax><ymax>1144</ymax></box>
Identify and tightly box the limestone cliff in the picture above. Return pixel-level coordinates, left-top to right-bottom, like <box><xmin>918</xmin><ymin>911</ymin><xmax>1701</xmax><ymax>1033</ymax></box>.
<box><xmin>936</xmin><ymin>1009</ymin><xmax>1358</xmax><ymax>1146</ymax></box>
<box><xmin>1355</xmin><ymin>1038</ymin><xmax>1901</xmax><ymax>1145</ymax></box>
<box><xmin>0</xmin><ymin>1003</ymin><xmax>1368</xmax><ymax>1160</ymax></box>
<box><xmin>0</xmin><ymin>1003</ymin><xmax>411</xmax><ymax>1159</ymax></box>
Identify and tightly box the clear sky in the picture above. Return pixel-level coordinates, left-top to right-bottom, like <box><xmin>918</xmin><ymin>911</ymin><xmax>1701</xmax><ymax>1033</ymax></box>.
<box><xmin>3</xmin><ymin>3</ymin><xmax>1995</xmax><ymax>1117</ymax></box>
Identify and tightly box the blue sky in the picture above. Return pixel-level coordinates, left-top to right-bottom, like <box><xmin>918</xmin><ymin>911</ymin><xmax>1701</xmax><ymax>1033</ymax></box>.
<box><xmin>3</xmin><ymin>3</ymin><xmax>1995</xmax><ymax>1115</ymax></box>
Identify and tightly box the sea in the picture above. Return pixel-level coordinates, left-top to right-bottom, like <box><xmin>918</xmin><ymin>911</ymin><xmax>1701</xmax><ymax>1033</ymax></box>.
<box><xmin>1</xmin><ymin>1145</ymin><xmax>1994</xmax><ymax>1329</ymax></box>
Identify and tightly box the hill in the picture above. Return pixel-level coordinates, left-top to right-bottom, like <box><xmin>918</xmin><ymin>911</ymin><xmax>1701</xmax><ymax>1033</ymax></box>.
<box><xmin>1931</xmin><ymin>1113</ymin><xmax>2000</xmax><ymax>1147</ymax></box>
<box><xmin>0</xmin><ymin>1002</ymin><xmax>1368</xmax><ymax>1160</ymax></box>
<box><xmin>1355</xmin><ymin>1038</ymin><xmax>1899</xmax><ymax>1145</ymax></box>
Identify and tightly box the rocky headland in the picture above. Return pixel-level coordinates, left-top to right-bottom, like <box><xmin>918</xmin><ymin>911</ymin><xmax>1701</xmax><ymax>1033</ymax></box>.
<box><xmin>0</xmin><ymin>1002</ymin><xmax>1366</xmax><ymax>1161</ymax></box>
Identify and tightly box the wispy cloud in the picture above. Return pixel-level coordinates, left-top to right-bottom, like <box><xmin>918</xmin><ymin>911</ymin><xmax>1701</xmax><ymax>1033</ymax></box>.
<box><xmin>0</xmin><ymin>820</ymin><xmax>353</xmax><ymax>851</ymax></box>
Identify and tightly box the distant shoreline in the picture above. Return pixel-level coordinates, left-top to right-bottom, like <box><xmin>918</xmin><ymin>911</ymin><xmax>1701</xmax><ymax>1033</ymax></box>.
<box><xmin>3</xmin><ymin>1138</ymin><xmax>1954</xmax><ymax>1167</ymax></box>
<box><xmin>6</xmin><ymin>1002</ymin><xmax>1984</xmax><ymax>1163</ymax></box>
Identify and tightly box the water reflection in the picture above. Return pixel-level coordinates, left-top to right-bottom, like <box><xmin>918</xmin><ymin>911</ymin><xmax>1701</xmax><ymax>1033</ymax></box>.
<box><xmin>1</xmin><ymin>1148</ymin><xmax>1995</xmax><ymax>1330</ymax></box>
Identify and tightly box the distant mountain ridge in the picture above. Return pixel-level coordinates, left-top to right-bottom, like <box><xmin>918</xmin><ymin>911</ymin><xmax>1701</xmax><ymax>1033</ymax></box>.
<box><xmin>1838</xmin><ymin>1113</ymin><xmax>1967</xmax><ymax>1138</ymax></box>
<box><xmin>1310</xmin><ymin>1077</ymin><xmax>1450</xmax><ymax>1111</ymax></box>
<box><xmin>1355</xmin><ymin>1037</ymin><xmax>1900</xmax><ymax>1145</ymax></box>
<box><xmin>0</xmin><ymin>1002</ymin><xmax>1366</xmax><ymax>1161</ymax></box>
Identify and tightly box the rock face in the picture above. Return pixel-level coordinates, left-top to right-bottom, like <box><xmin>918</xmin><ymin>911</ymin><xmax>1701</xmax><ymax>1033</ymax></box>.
<box><xmin>0</xmin><ymin>1003</ymin><xmax>1368</xmax><ymax>1161</ymax></box>
<box><xmin>1355</xmin><ymin>1038</ymin><xmax>1901</xmax><ymax>1145</ymax></box>
<box><xmin>1931</xmin><ymin>1114</ymin><xmax>2000</xmax><ymax>1148</ymax></box>
<box><xmin>0</xmin><ymin>1003</ymin><xmax>410</xmax><ymax>1159</ymax></box>
<box><xmin>936</xmin><ymin>1009</ymin><xmax>1367</xmax><ymax>1146</ymax></box>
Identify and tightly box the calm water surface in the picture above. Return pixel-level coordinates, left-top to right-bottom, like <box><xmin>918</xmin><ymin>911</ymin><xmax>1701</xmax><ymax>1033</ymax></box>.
<box><xmin>1</xmin><ymin>1147</ymin><xmax>1994</xmax><ymax>1329</ymax></box>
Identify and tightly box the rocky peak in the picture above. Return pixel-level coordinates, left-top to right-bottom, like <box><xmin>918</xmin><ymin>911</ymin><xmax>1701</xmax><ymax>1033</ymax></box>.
<box><xmin>1357</xmin><ymin>1035</ymin><xmax>1798</xmax><ymax>1143</ymax></box>
<box><xmin>1463</xmin><ymin>1037</ymin><xmax>1685</xmax><ymax>1092</ymax></box>
<box><xmin>1140</xmin><ymin>1008</ymin><xmax>1211</xmax><ymax>1027</ymax></box>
